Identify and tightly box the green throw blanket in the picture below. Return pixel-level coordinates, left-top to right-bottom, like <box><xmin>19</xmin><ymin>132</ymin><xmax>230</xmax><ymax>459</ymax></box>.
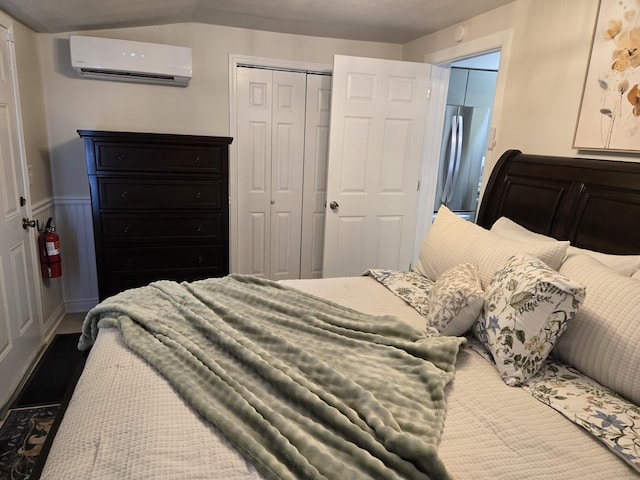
<box><xmin>79</xmin><ymin>274</ymin><xmax>465</xmax><ymax>480</ymax></box>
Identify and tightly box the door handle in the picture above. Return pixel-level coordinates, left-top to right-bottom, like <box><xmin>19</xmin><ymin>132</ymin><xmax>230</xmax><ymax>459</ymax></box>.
<box><xmin>329</xmin><ymin>201</ymin><xmax>339</xmax><ymax>211</ymax></box>
<box><xmin>22</xmin><ymin>218</ymin><xmax>36</xmax><ymax>230</ymax></box>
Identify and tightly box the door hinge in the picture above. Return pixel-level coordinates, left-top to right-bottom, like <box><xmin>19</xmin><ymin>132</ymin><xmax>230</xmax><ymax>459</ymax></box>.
<box><xmin>6</xmin><ymin>31</ymin><xmax>15</xmax><ymax>43</ymax></box>
<box><xmin>426</xmin><ymin>88</ymin><xmax>431</xmax><ymax>99</ymax></box>
<box><xmin>417</xmin><ymin>180</ymin><xmax>421</xmax><ymax>191</ymax></box>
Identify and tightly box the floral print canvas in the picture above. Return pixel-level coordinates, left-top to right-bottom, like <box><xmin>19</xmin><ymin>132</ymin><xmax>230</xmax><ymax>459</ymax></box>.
<box><xmin>574</xmin><ymin>0</ymin><xmax>640</xmax><ymax>151</ymax></box>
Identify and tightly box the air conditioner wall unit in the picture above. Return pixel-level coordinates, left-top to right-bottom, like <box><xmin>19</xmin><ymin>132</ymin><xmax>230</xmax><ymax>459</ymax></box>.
<box><xmin>70</xmin><ymin>35</ymin><xmax>192</xmax><ymax>87</ymax></box>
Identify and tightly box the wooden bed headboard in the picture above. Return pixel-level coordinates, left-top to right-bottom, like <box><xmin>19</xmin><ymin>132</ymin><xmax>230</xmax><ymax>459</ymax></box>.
<box><xmin>476</xmin><ymin>150</ymin><xmax>640</xmax><ymax>255</ymax></box>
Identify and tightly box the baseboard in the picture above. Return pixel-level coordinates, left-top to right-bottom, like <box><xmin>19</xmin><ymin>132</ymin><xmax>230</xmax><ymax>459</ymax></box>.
<box><xmin>65</xmin><ymin>298</ymin><xmax>99</xmax><ymax>313</ymax></box>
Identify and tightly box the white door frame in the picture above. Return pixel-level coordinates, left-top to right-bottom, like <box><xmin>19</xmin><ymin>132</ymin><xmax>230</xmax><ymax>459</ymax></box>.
<box><xmin>413</xmin><ymin>30</ymin><xmax>513</xmax><ymax>262</ymax></box>
<box><xmin>228</xmin><ymin>54</ymin><xmax>331</xmax><ymax>274</ymax></box>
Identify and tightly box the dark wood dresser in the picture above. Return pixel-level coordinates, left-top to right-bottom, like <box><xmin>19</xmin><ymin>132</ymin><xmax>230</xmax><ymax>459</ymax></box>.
<box><xmin>79</xmin><ymin>130</ymin><xmax>233</xmax><ymax>301</ymax></box>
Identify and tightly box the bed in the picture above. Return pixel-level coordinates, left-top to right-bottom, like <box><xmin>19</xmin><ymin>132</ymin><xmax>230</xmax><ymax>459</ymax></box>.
<box><xmin>39</xmin><ymin>150</ymin><xmax>640</xmax><ymax>479</ymax></box>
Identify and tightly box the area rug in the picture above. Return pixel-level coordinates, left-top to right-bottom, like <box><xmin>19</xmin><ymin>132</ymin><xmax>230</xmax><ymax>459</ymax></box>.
<box><xmin>0</xmin><ymin>405</ymin><xmax>59</xmax><ymax>480</ymax></box>
<box><xmin>0</xmin><ymin>333</ymin><xmax>86</xmax><ymax>480</ymax></box>
<box><xmin>12</xmin><ymin>334</ymin><xmax>86</xmax><ymax>408</ymax></box>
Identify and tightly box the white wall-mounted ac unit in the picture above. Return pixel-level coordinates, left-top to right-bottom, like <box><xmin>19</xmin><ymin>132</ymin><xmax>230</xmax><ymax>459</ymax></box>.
<box><xmin>70</xmin><ymin>35</ymin><xmax>192</xmax><ymax>87</ymax></box>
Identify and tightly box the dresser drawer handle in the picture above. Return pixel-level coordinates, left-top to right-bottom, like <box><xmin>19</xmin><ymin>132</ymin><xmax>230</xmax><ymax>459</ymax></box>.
<box><xmin>124</xmin><ymin>258</ymin><xmax>134</xmax><ymax>267</ymax></box>
<box><xmin>196</xmin><ymin>224</ymin><xmax>203</xmax><ymax>232</ymax></box>
<box><xmin>118</xmin><ymin>154</ymin><xmax>127</xmax><ymax>161</ymax></box>
<box><xmin>194</xmin><ymin>156</ymin><xmax>201</xmax><ymax>164</ymax></box>
<box><xmin>122</xmin><ymin>225</ymin><xmax>130</xmax><ymax>234</ymax></box>
<box><xmin>121</xmin><ymin>191</ymin><xmax>128</xmax><ymax>198</ymax></box>
<box><xmin>196</xmin><ymin>255</ymin><xmax>204</xmax><ymax>264</ymax></box>
<box><xmin>195</xmin><ymin>192</ymin><xmax>202</xmax><ymax>200</ymax></box>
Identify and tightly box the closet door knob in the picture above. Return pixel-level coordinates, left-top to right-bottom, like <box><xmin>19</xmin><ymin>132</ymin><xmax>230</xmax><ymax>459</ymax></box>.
<box><xmin>329</xmin><ymin>201</ymin><xmax>339</xmax><ymax>211</ymax></box>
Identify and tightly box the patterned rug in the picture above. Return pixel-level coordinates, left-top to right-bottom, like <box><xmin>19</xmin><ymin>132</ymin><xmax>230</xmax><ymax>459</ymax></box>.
<box><xmin>0</xmin><ymin>404</ymin><xmax>59</xmax><ymax>480</ymax></box>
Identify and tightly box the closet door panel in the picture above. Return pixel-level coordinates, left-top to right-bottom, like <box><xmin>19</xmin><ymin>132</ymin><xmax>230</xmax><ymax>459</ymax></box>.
<box><xmin>237</xmin><ymin>67</ymin><xmax>272</xmax><ymax>277</ymax></box>
<box><xmin>270</xmin><ymin>71</ymin><xmax>306</xmax><ymax>280</ymax></box>
<box><xmin>301</xmin><ymin>74</ymin><xmax>331</xmax><ymax>278</ymax></box>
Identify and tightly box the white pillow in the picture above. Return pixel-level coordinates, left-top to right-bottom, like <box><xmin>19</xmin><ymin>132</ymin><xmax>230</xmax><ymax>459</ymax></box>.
<box><xmin>425</xmin><ymin>263</ymin><xmax>484</xmax><ymax>336</ymax></box>
<box><xmin>416</xmin><ymin>206</ymin><xmax>569</xmax><ymax>288</ymax></box>
<box><xmin>567</xmin><ymin>246</ymin><xmax>640</xmax><ymax>277</ymax></box>
<box><xmin>554</xmin><ymin>253</ymin><xmax>640</xmax><ymax>405</ymax></box>
<box><xmin>474</xmin><ymin>254</ymin><xmax>585</xmax><ymax>386</ymax></box>
<box><xmin>490</xmin><ymin>216</ymin><xmax>557</xmax><ymax>243</ymax></box>
<box><xmin>491</xmin><ymin>216</ymin><xmax>640</xmax><ymax>276</ymax></box>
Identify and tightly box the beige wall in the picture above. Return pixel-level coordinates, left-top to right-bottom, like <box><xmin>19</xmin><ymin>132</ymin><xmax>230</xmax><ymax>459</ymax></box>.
<box><xmin>37</xmin><ymin>23</ymin><xmax>402</xmax><ymax>197</ymax></box>
<box><xmin>12</xmin><ymin>0</ymin><xmax>639</xmax><ymax>202</ymax></box>
<box><xmin>404</xmin><ymin>0</ymin><xmax>629</xmax><ymax>175</ymax></box>
<box><xmin>11</xmin><ymin>17</ymin><xmax>52</xmax><ymax>203</ymax></box>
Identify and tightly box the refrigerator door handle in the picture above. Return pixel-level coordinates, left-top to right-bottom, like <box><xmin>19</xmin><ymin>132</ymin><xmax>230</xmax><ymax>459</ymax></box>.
<box><xmin>446</xmin><ymin>113</ymin><xmax>463</xmax><ymax>204</ymax></box>
<box><xmin>441</xmin><ymin>114</ymin><xmax>458</xmax><ymax>205</ymax></box>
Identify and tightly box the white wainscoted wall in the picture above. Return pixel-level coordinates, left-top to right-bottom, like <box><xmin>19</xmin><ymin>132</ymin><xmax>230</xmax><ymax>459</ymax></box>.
<box><xmin>31</xmin><ymin>198</ymin><xmax>65</xmax><ymax>337</ymax></box>
<box><xmin>33</xmin><ymin>195</ymin><xmax>98</xmax><ymax>327</ymax></box>
<box><xmin>53</xmin><ymin>196</ymin><xmax>99</xmax><ymax>314</ymax></box>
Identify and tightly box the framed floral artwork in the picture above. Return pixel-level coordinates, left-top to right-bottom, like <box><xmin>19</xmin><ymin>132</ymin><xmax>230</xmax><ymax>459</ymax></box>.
<box><xmin>574</xmin><ymin>0</ymin><xmax>640</xmax><ymax>152</ymax></box>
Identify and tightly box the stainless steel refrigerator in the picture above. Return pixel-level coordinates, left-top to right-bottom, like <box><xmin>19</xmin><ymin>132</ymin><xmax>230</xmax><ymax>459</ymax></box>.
<box><xmin>434</xmin><ymin>67</ymin><xmax>497</xmax><ymax>221</ymax></box>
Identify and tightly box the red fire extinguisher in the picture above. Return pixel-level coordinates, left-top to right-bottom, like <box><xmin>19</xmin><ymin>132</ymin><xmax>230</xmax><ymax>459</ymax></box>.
<box><xmin>39</xmin><ymin>217</ymin><xmax>62</xmax><ymax>279</ymax></box>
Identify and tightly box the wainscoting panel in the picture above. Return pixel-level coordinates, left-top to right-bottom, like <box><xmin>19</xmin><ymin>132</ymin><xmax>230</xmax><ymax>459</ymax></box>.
<box><xmin>31</xmin><ymin>199</ymin><xmax>64</xmax><ymax>336</ymax></box>
<box><xmin>53</xmin><ymin>197</ymin><xmax>99</xmax><ymax>313</ymax></box>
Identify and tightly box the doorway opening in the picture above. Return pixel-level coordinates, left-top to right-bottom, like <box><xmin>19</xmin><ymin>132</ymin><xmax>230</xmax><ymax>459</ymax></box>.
<box><xmin>433</xmin><ymin>51</ymin><xmax>500</xmax><ymax>223</ymax></box>
<box><xmin>412</xmin><ymin>30</ymin><xmax>512</xmax><ymax>263</ymax></box>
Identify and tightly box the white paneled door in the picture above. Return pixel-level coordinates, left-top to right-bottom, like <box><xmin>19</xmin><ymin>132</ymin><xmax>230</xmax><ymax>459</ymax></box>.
<box><xmin>300</xmin><ymin>74</ymin><xmax>331</xmax><ymax>279</ymax></box>
<box><xmin>236</xmin><ymin>67</ymin><xmax>310</xmax><ymax>280</ymax></box>
<box><xmin>323</xmin><ymin>55</ymin><xmax>431</xmax><ymax>277</ymax></box>
<box><xmin>0</xmin><ymin>23</ymin><xmax>42</xmax><ymax>408</ymax></box>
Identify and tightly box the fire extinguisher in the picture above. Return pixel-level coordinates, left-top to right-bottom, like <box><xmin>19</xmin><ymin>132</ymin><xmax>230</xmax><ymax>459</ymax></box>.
<box><xmin>39</xmin><ymin>217</ymin><xmax>62</xmax><ymax>279</ymax></box>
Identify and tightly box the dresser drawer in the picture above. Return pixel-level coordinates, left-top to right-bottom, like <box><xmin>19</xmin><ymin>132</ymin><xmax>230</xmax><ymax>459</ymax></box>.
<box><xmin>101</xmin><ymin>212</ymin><xmax>225</xmax><ymax>243</ymax></box>
<box><xmin>103</xmin><ymin>245</ymin><xmax>227</xmax><ymax>276</ymax></box>
<box><xmin>93</xmin><ymin>143</ymin><xmax>225</xmax><ymax>174</ymax></box>
<box><xmin>97</xmin><ymin>178</ymin><xmax>224</xmax><ymax>210</ymax></box>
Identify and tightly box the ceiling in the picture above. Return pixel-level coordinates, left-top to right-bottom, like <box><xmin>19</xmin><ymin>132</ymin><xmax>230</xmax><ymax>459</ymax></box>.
<box><xmin>1</xmin><ymin>0</ymin><xmax>515</xmax><ymax>44</ymax></box>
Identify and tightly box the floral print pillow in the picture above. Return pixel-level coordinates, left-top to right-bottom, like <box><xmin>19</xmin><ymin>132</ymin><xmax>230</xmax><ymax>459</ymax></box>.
<box><xmin>473</xmin><ymin>254</ymin><xmax>586</xmax><ymax>386</ymax></box>
<box><xmin>425</xmin><ymin>263</ymin><xmax>484</xmax><ymax>336</ymax></box>
<box><xmin>365</xmin><ymin>269</ymin><xmax>434</xmax><ymax>317</ymax></box>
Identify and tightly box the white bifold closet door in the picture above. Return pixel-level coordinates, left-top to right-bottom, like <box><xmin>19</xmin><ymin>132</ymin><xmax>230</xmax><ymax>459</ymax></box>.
<box><xmin>236</xmin><ymin>67</ymin><xmax>330</xmax><ymax>280</ymax></box>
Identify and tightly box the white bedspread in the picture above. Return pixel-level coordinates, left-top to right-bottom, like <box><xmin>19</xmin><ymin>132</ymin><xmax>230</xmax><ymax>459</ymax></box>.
<box><xmin>41</xmin><ymin>277</ymin><xmax>639</xmax><ymax>479</ymax></box>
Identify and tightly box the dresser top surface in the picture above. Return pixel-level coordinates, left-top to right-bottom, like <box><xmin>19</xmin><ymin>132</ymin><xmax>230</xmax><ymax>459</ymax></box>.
<box><xmin>78</xmin><ymin>130</ymin><xmax>233</xmax><ymax>145</ymax></box>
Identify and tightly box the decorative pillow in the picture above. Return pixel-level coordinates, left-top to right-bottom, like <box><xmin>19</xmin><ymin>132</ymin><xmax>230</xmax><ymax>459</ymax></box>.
<box><xmin>554</xmin><ymin>253</ymin><xmax>640</xmax><ymax>405</ymax></box>
<box><xmin>425</xmin><ymin>263</ymin><xmax>484</xmax><ymax>336</ymax></box>
<box><xmin>473</xmin><ymin>254</ymin><xmax>585</xmax><ymax>386</ymax></box>
<box><xmin>491</xmin><ymin>216</ymin><xmax>640</xmax><ymax>276</ymax></box>
<box><xmin>416</xmin><ymin>206</ymin><xmax>569</xmax><ymax>288</ymax></box>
